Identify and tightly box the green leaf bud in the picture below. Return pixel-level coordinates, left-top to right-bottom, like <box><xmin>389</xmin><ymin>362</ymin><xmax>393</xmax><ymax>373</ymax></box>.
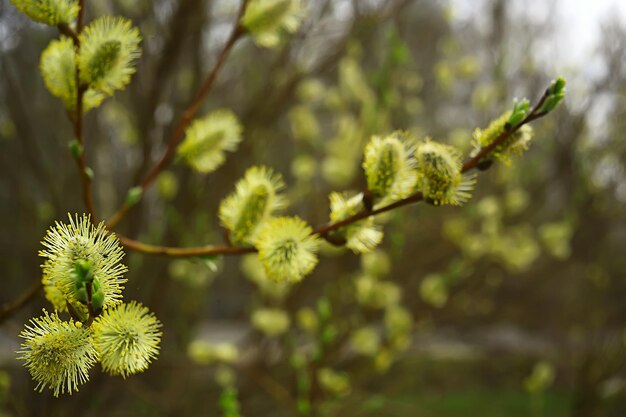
<box><xmin>90</xmin><ymin>284</ymin><xmax>105</xmax><ymax>311</ymax></box>
<box><xmin>68</xmin><ymin>140</ymin><xmax>83</xmax><ymax>158</ymax></box>
<box><xmin>125</xmin><ymin>186</ymin><xmax>143</xmax><ymax>208</ymax></box>
<box><xmin>82</xmin><ymin>168</ymin><xmax>93</xmax><ymax>182</ymax></box>
<box><xmin>538</xmin><ymin>76</ymin><xmax>566</xmax><ymax>113</ymax></box>
<box><xmin>72</xmin><ymin>259</ymin><xmax>93</xmax><ymax>284</ymax></box>
<box><xmin>508</xmin><ymin>98</ymin><xmax>530</xmax><ymax>126</ymax></box>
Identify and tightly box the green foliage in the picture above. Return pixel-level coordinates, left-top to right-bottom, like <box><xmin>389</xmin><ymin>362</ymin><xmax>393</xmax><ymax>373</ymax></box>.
<box><xmin>7</xmin><ymin>0</ymin><xmax>577</xmax><ymax>411</ymax></box>
<box><xmin>219</xmin><ymin>386</ymin><xmax>242</xmax><ymax>417</ymax></box>
<box><xmin>524</xmin><ymin>361</ymin><xmax>555</xmax><ymax>393</ymax></box>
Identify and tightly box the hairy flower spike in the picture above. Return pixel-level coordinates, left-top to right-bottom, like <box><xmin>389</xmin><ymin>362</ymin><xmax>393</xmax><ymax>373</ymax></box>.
<box><xmin>219</xmin><ymin>166</ymin><xmax>286</xmax><ymax>245</ymax></box>
<box><xmin>329</xmin><ymin>192</ymin><xmax>383</xmax><ymax>253</ymax></box>
<box><xmin>40</xmin><ymin>37</ymin><xmax>106</xmax><ymax>112</ymax></box>
<box><xmin>254</xmin><ymin>216</ymin><xmax>320</xmax><ymax>283</ymax></box>
<box><xmin>242</xmin><ymin>0</ymin><xmax>304</xmax><ymax>48</ymax></box>
<box><xmin>18</xmin><ymin>310</ymin><xmax>97</xmax><ymax>396</ymax></box>
<box><xmin>92</xmin><ymin>302</ymin><xmax>162</xmax><ymax>378</ymax></box>
<box><xmin>362</xmin><ymin>131</ymin><xmax>417</xmax><ymax>207</ymax></box>
<box><xmin>10</xmin><ymin>0</ymin><xmax>78</xmax><ymax>26</ymax></box>
<box><xmin>178</xmin><ymin>109</ymin><xmax>243</xmax><ymax>174</ymax></box>
<box><xmin>39</xmin><ymin>214</ymin><xmax>127</xmax><ymax>312</ymax></box>
<box><xmin>472</xmin><ymin>111</ymin><xmax>535</xmax><ymax>164</ymax></box>
<box><xmin>79</xmin><ymin>17</ymin><xmax>141</xmax><ymax>95</ymax></box>
<box><xmin>415</xmin><ymin>139</ymin><xmax>474</xmax><ymax>206</ymax></box>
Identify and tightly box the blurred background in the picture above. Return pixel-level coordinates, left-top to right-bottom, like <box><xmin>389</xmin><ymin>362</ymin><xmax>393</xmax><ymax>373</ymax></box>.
<box><xmin>1</xmin><ymin>0</ymin><xmax>626</xmax><ymax>416</ymax></box>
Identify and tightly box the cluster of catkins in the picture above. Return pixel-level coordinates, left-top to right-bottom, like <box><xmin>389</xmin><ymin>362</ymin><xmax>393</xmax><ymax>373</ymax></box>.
<box><xmin>19</xmin><ymin>215</ymin><xmax>162</xmax><ymax>396</ymax></box>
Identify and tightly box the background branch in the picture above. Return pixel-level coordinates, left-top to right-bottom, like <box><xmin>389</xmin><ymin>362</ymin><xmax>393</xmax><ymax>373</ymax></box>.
<box><xmin>106</xmin><ymin>0</ymin><xmax>250</xmax><ymax>229</ymax></box>
<box><xmin>117</xmin><ymin>85</ymin><xmax>551</xmax><ymax>257</ymax></box>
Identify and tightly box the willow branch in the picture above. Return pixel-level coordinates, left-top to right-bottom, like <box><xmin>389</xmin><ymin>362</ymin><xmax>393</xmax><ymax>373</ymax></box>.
<box><xmin>0</xmin><ymin>1</ymin><xmax>95</xmax><ymax>324</ymax></box>
<box><xmin>118</xmin><ymin>86</ymin><xmax>552</xmax><ymax>257</ymax></box>
<box><xmin>63</xmin><ymin>1</ymin><xmax>96</xmax><ymax>221</ymax></box>
<box><xmin>461</xmin><ymin>92</ymin><xmax>549</xmax><ymax>172</ymax></box>
<box><xmin>118</xmin><ymin>235</ymin><xmax>255</xmax><ymax>257</ymax></box>
<box><xmin>106</xmin><ymin>0</ymin><xmax>250</xmax><ymax>229</ymax></box>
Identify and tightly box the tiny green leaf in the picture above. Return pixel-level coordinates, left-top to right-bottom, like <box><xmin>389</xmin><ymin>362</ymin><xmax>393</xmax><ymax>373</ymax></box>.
<box><xmin>199</xmin><ymin>255</ymin><xmax>222</xmax><ymax>272</ymax></box>
<box><xmin>508</xmin><ymin>98</ymin><xmax>530</xmax><ymax>126</ymax></box>
<box><xmin>539</xmin><ymin>76</ymin><xmax>566</xmax><ymax>113</ymax></box>
<box><xmin>125</xmin><ymin>186</ymin><xmax>143</xmax><ymax>208</ymax></box>
<box><xmin>68</xmin><ymin>140</ymin><xmax>83</xmax><ymax>158</ymax></box>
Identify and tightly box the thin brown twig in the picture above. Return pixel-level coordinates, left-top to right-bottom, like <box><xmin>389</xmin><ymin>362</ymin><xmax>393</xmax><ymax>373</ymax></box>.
<box><xmin>0</xmin><ymin>1</ymin><xmax>247</xmax><ymax>321</ymax></box>
<box><xmin>118</xmin><ymin>235</ymin><xmax>256</xmax><ymax>257</ymax></box>
<box><xmin>106</xmin><ymin>0</ymin><xmax>250</xmax><ymax>229</ymax></box>
<box><xmin>67</xmin><ymin>0</ymin><xmax>97</xmax><ymax>221</ymax></box>
<box><xmin>117</xmin><ymin>86</ymin><xmax>552</xmax><ymax>257</ymax></box>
